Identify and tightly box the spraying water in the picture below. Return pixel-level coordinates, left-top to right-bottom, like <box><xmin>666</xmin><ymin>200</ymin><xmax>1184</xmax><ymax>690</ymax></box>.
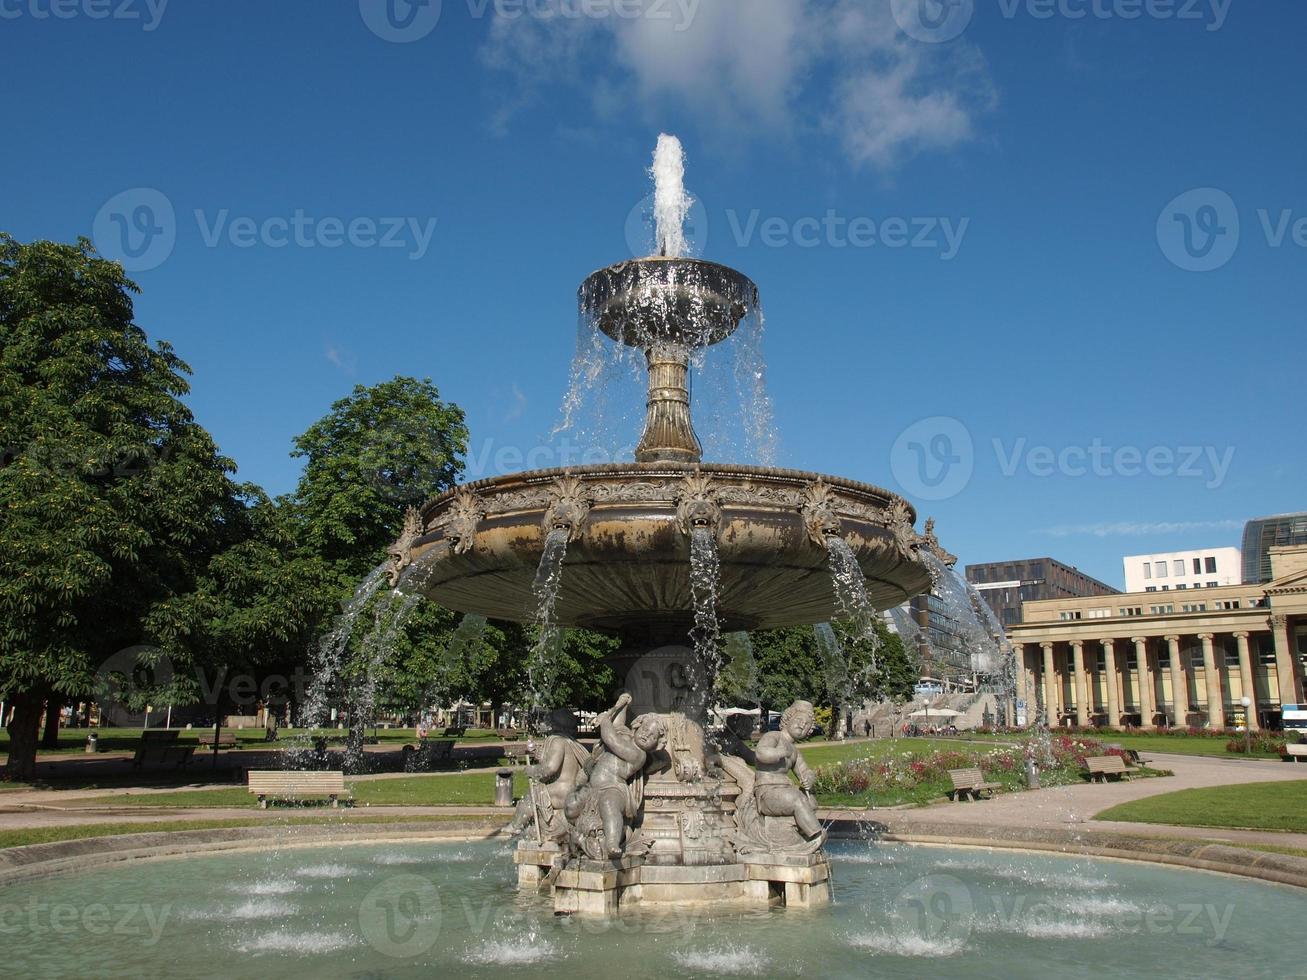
<box><xmin>651</xmin><ymin>133</ymin><xmax>692</xmax><ymax>258</ymax></box>
<box><xmin>823</xmin><ymin>535</ymin><xmax>882</xmax><ymax>670</ymax></box>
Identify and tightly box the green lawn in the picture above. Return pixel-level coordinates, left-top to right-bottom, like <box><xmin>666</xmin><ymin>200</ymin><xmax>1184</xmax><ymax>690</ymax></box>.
<box><xmin>798</xmin><ymin>737</ymin><xmax>964</xmax><ymax>768</ymax></box>
<box><xmin>59</xmin><ymin>771</ymin><xmax>528</xmax><ymax>809</ymax></box>
<box><xmin>0</xmin><ymin>812</ymin><xmax>500</xmax><ymax>851</ymax></box>
<box><xmin>974</xmin><ymin>730</ymin><xmax>1282</xmax><ymax>760</ymax></box>
<box><xmin>1095</xmin><ymin>780</ymin><xmax>1307</xmax><ymax>833</ymax></box>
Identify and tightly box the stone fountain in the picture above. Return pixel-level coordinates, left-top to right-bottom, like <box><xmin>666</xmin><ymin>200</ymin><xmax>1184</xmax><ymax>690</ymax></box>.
<box><xmin>387</xmin><ymin>135</ymin><xmax>941</xmax><ymax>913</ymax></box>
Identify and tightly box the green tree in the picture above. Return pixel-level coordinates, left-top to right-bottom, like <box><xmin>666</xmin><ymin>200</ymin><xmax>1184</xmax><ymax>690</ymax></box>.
<box><xmin>0</xmin><ymin>236</ymin><xmax>244</xmax><ymax>778</ymax></box>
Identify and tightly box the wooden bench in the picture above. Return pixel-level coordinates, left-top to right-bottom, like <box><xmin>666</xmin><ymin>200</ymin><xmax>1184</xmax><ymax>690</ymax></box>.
<box><xmin>1085</xmin><ymin>755</ymin><xmax>1138</xmax><ymax>782</ymax></box>
<box><xmin>496</xmin><ymin>728</ymin><xmax>522</xmax><ymax>741</ymax></box>
<box><xmin>1283</xmin><ymin>743</ymin><xmax>1307</xmax><ymax>763</ymax></box>
<box><xmin>947</xmin><ymin>767</ymin><xmax>1000</xmax><ymax>801</ymax></box>
<box><xmin>247</xmin><ymin>770</ymin><xmax>350</xmax><ymax>808</ymax></box>
<box><xmin>197</xmin><ymin>732</ymin><xmax>238</xmax><ymax>749</ymax></box>
<box><xmin>503</xmin><ymin>743</ymin><xmax>530</xmax><ymax>764</ymax></box>
<box><xmin>132</xmin><ymin>730</ymin><xmax>194</xmax><ymax>770</ymax></box>
<box><xmin>442</xmin><ymin>725</ymin><xmax>467</xmax><ymax>738</ymax></box>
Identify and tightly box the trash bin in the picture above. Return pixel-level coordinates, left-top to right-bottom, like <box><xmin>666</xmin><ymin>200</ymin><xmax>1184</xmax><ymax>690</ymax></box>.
<box><xmin>494</xmin><ymin>768</ymin><xmax>515</xmax><ymax>807</ymax></box>
<box><xmin>1025</xmin><ymin>758</ymin><xmax>1040</xmax><ymax>789</ymax></box>
<box><xmin>85</xmin><ymin>733</ymin><xmax>99</xmax><ymax>754</ymax></box>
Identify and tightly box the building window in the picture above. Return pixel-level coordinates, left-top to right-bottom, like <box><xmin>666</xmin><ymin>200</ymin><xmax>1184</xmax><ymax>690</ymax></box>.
<box><xmin>1096</xmin><ymin>652</ymin><xmax>1106</xmax><ymax>670</ymax></box>
<box><xmin>1193</xmin><ymin>557</ymin><xmax>1202</xmax><ymax>574</ymax></box>
<box><xmin>1155</xmin><ymin>561</ymin><xmax>1168</xmax><ymax>578</ymax></box>
<box><xmin>1207</xmin><ymin>581</ymin><xmax>1218</xmax><ymax>588</ymax></box>
<box><xmin>1206</xmin><ymin>556</ymin><xmax>1217</xmax><ymax>574</ymax></box>
<box><xmin>1150</xmin><ymin>604</ymin><xmax>1174</xmax><ymax>615</ymax></box>
<box><xmin>1157</xmin><ymin>650</ymin><xmax>1171</xmax><ymax>668</ymax></box>
<box><xmin>1146</xmin><ymin>586</ymin><xmax>1157</xmax><ymax>592</ymax></box>
<box><xmin>1144</xmin><ymin>563</ymin><xmax>1152</xmax><ymax>580</ymax></box>
<box><xmin>1190</xmin><ymin>651</ymin><xmax>1204</xmax><ymax>668</ymax></box>
<box><xmin>1225</xmin><ymin>650</ymin><xmax>1239</xmax><ymax>667</ymax></box>
<box><xmin>1120</xmin><ymin>606</ymin><xmax>1143</xmax><ymax>617</ymax></box>
<box><xmin>1173</xmin><ymin>559</ymin><xmax>1185</xmax><ymax>576</ymax></box>
<box><xmin>1177</xmin><ymin>584</ymin><xmax>1187</xmax><ymax>590</ymax></box>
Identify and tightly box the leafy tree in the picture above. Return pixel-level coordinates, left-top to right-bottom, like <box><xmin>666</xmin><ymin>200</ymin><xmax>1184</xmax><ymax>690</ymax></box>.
<box><xmin>0</xmin><ymin>236</ymin><xmax>244</xmax><ymax>778</ymax></box>
<box><xmin>290</xmin><ymin>377</ymin><xmax>467</xmax><ymax>574</ymax></box>
<box><xmin>751</xmin><ymin>626</ymin><xmax>825</xmax><ymax>720</ymax></box>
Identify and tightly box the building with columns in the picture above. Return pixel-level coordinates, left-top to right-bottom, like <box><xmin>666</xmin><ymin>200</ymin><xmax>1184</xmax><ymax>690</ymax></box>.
<box><xmin>1007</xmin><ymin>544</ymin><xmax>1307</xmax><ymax>731</ymax></box>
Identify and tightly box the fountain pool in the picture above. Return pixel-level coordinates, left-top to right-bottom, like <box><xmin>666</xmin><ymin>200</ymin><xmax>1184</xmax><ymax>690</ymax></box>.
<box><xmin>5</xmin><ymin>839</ymin><xmax>1303</xmax><ymax>979</ymax></box>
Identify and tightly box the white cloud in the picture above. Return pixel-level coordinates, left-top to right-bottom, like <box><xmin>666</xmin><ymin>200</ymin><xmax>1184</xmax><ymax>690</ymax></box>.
<box><xmin>324</xmin><ymin>344</ymin><xmax>357</xmax><ymax>375</ymax></box>
<box><xmin>480</xmin><ymin>0</ymin><xmax>995</xmax><ymax>171</ymax></box>
<box><xmin>1037</xmin><ymin>520</ymin><xmax>1242</xmax><ymax>539</ymax></box>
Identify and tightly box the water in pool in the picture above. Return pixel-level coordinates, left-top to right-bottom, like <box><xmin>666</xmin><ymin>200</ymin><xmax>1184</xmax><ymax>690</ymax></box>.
<box><xmin>3</xmin><ymin>839</ymin><xmax>1302</xmax><ymax>979</ymax></box>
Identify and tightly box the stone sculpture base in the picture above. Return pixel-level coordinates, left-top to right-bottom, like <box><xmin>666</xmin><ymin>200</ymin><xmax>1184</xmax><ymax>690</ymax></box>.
<box><xmin>514</xmin><ymin>843</ymin><xmax>832</xmax><ymax>914</ymax></box>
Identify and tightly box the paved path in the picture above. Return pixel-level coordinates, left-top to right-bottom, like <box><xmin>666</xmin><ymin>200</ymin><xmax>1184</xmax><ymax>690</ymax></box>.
<box><xmin>870</xmin><ymin>751</ymin><xmax>1307</xmax><ymax>849</ymax></box>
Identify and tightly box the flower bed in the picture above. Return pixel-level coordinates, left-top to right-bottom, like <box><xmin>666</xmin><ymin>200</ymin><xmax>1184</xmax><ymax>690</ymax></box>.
<box><xmin>813</xmin><ymin>735</ymin><xmax>1122</xmax><ymax>807</ymax></box>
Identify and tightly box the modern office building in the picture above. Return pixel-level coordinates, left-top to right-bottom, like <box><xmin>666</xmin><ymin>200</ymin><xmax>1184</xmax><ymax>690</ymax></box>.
<box><xmin>1007</xmin><ymin>544</ymin><xmax>1307</xmax><ymax>731</ymax></box>
<box><xmin>1242</xmin><ymin>513</ymin><xmax>1307</xmax><ymax>583</ymax></box>
<box><xmin>965</xmin><ymin>558</ymin><xmax>1119</xmax><ymax>629</ymax></box>
<box><xmin>1122</xmin><ymin>547</ymin><xmax>1241</xmax><ymax>593</ymax></box>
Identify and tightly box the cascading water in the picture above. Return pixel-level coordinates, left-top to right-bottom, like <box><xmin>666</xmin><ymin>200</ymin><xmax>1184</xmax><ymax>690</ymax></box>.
<box><xmin>814</xmin><ymin>622</ymin><xmax>852</xmax><ymax>738</ymax></box>
<box><xmin>823</xmin><ymin>535</ymin><xmax>882</xmax><ymax>670</ymax></box>
<box><xmin>688</xmin><ymin>524</ymin><xmax>723</xmax><ymax>710</ymax></box>
<box><xmin>341</xmin><ymin>590</ymin><xmax>423</xmax><ymax>771</ymax></box>
<box><xmin>718</xmin><ymin>631</ymin><xmax>759</xmax><ymax>708</ymax></box>
<box><xmin>527</xmin><ymin>526</ymin><xmax>571</xmax><ymax>721</ymax></box>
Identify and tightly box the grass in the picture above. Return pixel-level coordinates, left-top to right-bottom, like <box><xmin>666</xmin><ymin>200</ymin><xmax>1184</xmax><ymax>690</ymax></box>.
<box><xmin>0</xmin><ymin>812</ymin><xmax>500</xmax><ymax>851</ymax></box>
<box><xmin>798</xmin><ymin>737</ymin><xmax>977</xmax><ymax>768</ymax></box>
<box><xmin>57</xmin><ymin>771</ymin><xmax>529</xmax><ymax>809</ymax></box>
<box><xmin>978</xmin><ymin>730</ymin><xmax>1282</xmax><ymax>760</ymax></box>
<box><xmin>1095</xmin><ymin>780</ymin><xmax>1307</xmax><ymax>833</ymax></box>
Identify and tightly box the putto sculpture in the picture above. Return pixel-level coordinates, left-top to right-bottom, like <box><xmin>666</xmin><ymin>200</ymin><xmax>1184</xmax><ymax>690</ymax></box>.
<box><xmin>389</xmin><ymin>135</ymin><xmax>944</xmax><ymax>913</ymax></box>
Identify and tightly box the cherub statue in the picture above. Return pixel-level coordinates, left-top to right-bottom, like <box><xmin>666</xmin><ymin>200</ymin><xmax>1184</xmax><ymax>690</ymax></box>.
<box><xmin>507</xmin><ymin>708</ymin><xmax>588</xmax><ymax>841</ymax></box>
<box><xmin>751</xmin><ymin>700</ymin><xmax>823</xmax><ymax>842</ymax></box>
<box><xmin>564</xmin><ymin>693</ymin><xmax>666</xmax><ymax>860</ymax></box>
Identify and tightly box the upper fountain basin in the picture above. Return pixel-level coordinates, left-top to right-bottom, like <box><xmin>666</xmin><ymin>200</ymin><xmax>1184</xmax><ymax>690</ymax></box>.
<box><xmin>390</xmin><ymin>462</ymin><xmax>932</xmax><ymax>634</ymax></box>
<box><xmin>580</xmin><ymin>257</ymin><xmax>759</xmax><ymax>349</ymax></box>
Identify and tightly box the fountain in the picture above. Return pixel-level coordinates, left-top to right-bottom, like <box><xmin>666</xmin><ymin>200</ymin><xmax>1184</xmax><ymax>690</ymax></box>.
<box><xmin>386</xmin><ymin>134</ymin><xmax>944</xmax><ymax>913</ymax></box>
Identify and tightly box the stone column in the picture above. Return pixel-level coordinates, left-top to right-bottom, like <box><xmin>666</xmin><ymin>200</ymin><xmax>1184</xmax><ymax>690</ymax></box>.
<box><xmin>1070</xmin><ymin>640</ymin><xmax>1089</xmax><ymax>727</ymax></box>
<box><xmin>1271</xmin><ymin>615</ymin><xmax>1301</xmax><ymax>706</ymax></box>
<box><xmin>1199</xmin><ymin>633</ymin><xmax>1225</xmax><ymax>729</ymax></box>
<box><xmin>1102</xmin><ymin>639</ymin><xmax>1120</xmax><ymax>729</ymax></box>
<box><xmin>1041</xmin><ymin>642</ymin><xmax>1058</xmax><ymax>725</ymax></box>
<box><xmin>1234</xmin><ymin>631</ymin><xmax>1259</xmax><ymax>731</ymax></box>
<box><xmin>1165</xmin><ymin>635</ymin><xmax>1186</xmax><ymax>728</ymax></box>
<box><xmin>1132</xmin><ymin>637</ymin><xmax>1154</xmax><ymax>728</ymax></box>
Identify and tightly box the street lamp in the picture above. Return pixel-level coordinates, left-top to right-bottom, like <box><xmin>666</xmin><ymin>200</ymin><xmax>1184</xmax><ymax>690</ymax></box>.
<box><xmin>1241</xmin><ymin>696</ymin><xmax>1252</xmax><ymax>754</ymax></box>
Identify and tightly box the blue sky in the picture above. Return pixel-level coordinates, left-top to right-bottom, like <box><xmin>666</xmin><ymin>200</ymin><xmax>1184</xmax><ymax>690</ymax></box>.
<box><xmin>3</xmin><ymin>0</ymin><xmax>1304</xmax><ymax>589</ymax></box>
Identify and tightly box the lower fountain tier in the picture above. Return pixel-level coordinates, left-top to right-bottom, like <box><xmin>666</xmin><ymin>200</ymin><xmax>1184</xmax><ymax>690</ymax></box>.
<box><xmin>392</xmin><ymin>462</ymin><xmax>932</xmax><ymax>631</ymax></box>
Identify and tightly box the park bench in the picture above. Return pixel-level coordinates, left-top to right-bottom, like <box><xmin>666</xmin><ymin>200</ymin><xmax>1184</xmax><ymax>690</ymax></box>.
<box><xmin>442</xmin><ymin>725</ymin><xmax>467</xmax><ymax>738</ymax></box>
<box><xmin>947</xmin><ymin>767</ymin><xmax>1000</xmax><ymax>801</ymax></box>
<box><xmin>503</xmin><ymin>743</ymin><xmax>530</xmax><ymax>765</ymax></box>
<box><xmin>247</xmin><ymin>770</ymin><xmax>350</xmax><ymax>808</ymax></box>
<box><xmin>197</xmin><ymin>732</ymin><xmax>238</xmax><ymax>749</ymax></box>
<box><xmin>1084</xmin><ymin>755</ymin><xmax>1138</xmax><ymax>782</ymax></box>
<box><xmin>132</xmin><ymin>730</ymin><xmax>194</xmax><ymax>770</ymax></box>
<box><xmin>1283</xmin><ymin>743</ymin><xmax>1307</xmax><ymax>763</ymax></box>
<box><xmin>497</xmin><ymin>728</ymin><xmax>522</xmax><ymax>741</ymax></box>
<box><xmin>402</xmin><ymin>739</ymin><xmax>456</xmax><ymax>772</ymax></box>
